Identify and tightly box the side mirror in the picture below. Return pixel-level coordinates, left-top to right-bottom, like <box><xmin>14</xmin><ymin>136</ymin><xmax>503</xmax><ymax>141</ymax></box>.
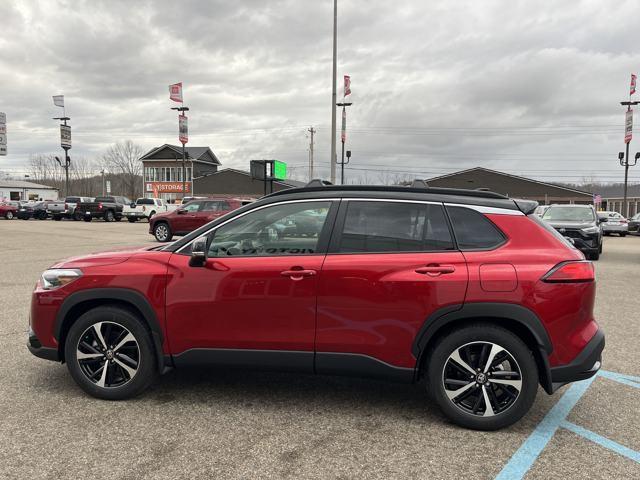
<box><xmin>189</xmin><ymin>237</ymin><xmax>208</xmax><ymax>267</ymax></box>
<box><xmin>177</xmin><ymin>208</ymin><xmax>186</xmax><ymax>214</ymax></box>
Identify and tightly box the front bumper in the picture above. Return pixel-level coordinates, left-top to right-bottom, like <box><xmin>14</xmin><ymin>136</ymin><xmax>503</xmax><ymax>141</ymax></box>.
<box><xmin>549</xmin><ymin>329</ymin><xmax>604</xmax><ymax>390</ymax></box>
<box><xmin>27</xmin><ymin>328</ymin><xmax>59</xmax><ymax>362</ymax></box>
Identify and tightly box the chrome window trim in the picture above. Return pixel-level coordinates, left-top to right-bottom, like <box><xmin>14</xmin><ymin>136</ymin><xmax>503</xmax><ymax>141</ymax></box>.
<box><xmin>444</xmin><ymin>203</ymin><xmax>524</xmax><ymax>216</ymax></box>
<box><xmin>175</xmin><ymin>198</ymin><xmax>340</xmax><ymax>254</ymax></box>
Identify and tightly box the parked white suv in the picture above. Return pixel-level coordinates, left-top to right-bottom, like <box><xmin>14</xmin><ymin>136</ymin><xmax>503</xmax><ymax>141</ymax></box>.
<box><xmin>123</xmin><ymin>198</ymin><xmax>175</xmax><ymax>222</ymax></box>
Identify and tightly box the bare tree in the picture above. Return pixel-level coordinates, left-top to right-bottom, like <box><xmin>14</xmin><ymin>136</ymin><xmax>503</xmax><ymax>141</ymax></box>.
<box><xmin>102</xmin><ymin>140</ymin><xmax>144</xmax><ymax>199</ymax></box>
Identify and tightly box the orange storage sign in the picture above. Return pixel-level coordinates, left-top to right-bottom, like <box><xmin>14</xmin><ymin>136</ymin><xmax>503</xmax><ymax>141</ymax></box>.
<box><xmin>145</xmin><ymin>182</ymin><xmax>191</xmax><ymax>194</ymax></box>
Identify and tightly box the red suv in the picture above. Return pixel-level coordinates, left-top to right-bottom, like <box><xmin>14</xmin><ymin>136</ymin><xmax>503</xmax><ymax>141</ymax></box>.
<box><xmin>28</xmin><ymin>185</ymin><xmax>604</xmax><ymax>430</ymax></box>
<box><xmin>149</xmin><ymin>197</ymin><xmax>249</xmax><ymax>242</ymax></box>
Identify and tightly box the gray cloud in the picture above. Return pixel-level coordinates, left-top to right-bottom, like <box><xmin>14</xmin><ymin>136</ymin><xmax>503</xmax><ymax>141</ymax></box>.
<box><xmin>1</xmin><ymin>0</ymin><xmax>639</xmax><ymax>185</ymax></box>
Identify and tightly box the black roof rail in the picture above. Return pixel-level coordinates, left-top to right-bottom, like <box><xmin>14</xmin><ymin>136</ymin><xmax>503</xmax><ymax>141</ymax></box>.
<box><xmin>267</xmin><ymin>184</ymin><xmax>509</xmax><ymax>200</ymax></box>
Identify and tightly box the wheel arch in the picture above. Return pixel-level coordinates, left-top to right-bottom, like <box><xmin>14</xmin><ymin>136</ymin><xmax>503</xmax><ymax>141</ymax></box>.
<box><xmin>413</xmin><ymin>303</ymin><xmax>554</xmax><ymax>394</ymax></box>
<box><xmin>54</xmin><ymin>288</ymin><xmax>165</xmax><ymax>371</ymax></box>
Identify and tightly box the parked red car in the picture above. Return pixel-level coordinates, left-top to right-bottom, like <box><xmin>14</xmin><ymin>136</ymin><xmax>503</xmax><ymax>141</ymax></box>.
<box><xmin>28</xmin><ymin>185</ymin><xmax>604</xmax><ymax>430</ymax></box>
<box><xmin>0</xmin><ymin>202</ymin><xmax>18</xmax><ymax>219</ymax></box>
<box><xmin>149</xmin><ymin>197</ymin><xmax>250</xmax><ymax>242</ymax></box>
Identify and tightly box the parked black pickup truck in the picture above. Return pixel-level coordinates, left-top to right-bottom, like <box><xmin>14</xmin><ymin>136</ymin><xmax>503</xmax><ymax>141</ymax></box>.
<box><xmin>77</xmin><ymin>196</ymin><xmax>131</xmax><ymax>222</ymax></box>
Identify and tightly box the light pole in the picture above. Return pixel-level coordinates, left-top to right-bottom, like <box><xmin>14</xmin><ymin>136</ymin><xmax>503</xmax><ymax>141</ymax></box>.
<box><xmin>53</xmin><ymin>116</ymin><xmax>71</xmax><ymax>198</ymax></box>
<box><xmin>171</xmin><ymin>106</ymin><xmax>189</xmax><ymax>199</ymax></box>
<box><xmin>620</xmin><ymin>100</ymin><xmax>639</xmax><ymax>217</ymax></box>
<box><xmin>100</xmin><ymin>169</ymin><xmax>106</xmax><ymax>196</ymax></box>
<box><xmin>336</xmin><ymin>101</ymin><xmax>352</xmax><ymax>184</ymax></box>
<box><xmin>330</xmin><ymin>0</ymin><xmax>338</xmax><ymax>184</ymax></box>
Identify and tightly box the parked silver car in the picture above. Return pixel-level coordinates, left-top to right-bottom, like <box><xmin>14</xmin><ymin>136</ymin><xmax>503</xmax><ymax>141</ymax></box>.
<box><xmin>597</xmin><ymin>211</ymin><xmax>628</xmax><ymax>236</ymax></box>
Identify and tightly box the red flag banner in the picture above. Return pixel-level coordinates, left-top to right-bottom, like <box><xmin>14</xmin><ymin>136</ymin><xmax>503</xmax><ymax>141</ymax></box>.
<box><xmin>169</xmin><ymin>82</ymin><xmax>183</xmax><ymax>103</ymax></box>
<box><xmin>631</xmin><ymin>74</ymin><xmax>637</xmax><ymax>96</ymax></box>
<box><xmin>344</xmin><ymin>75</ymin><xmax>351</xmax><ymax>97</ymax></box>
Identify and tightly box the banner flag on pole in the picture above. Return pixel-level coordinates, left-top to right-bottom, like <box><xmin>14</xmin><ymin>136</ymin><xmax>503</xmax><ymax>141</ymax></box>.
<box><xmin>625</xmin><ymin>109</ymin><xmax>633</xmax><ymax>144</ymax></box>
<box><xmin>52</xmin><ymin>95</ymin><xmax>64</xmax><ymax>107</ymax></box>
<box><xmin>344</xmin><ymin>75</ymin><xmax>351</xmax><ymax>97</ymax></box>
<box><xmin>631</xmin><ymin>74</ymin><xmax>637</xmax><ymax>96</ymax></box>
<box><xmin>169</xmin><ymin>83</ymin><xmax>183</xmax><ymax>103</ymax></box>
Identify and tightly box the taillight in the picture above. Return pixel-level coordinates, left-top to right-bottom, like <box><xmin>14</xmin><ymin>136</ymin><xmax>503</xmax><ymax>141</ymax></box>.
<box><xmin>98</xmin><ymin>202</ymin><xmax>103</xmax><ymax>209</ymax></box>
<box><xmin>142</xmin><ymin>206</ymin><xmax>146</xmax><ymax>212</ymax></box>
<box><xmin>64</xmin><ymin>203</ymin><xmax>68</xmax><ymax>210</ymax></box>
<box><xmin>542</xmin><ymin>261</ymin><xmax>594</xmax><ymax>283</ymax></box>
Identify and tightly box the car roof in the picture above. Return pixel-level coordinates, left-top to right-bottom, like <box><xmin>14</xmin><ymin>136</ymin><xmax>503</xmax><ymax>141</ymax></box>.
<box><xmin>263</xmin><ymin>185</ymin><xmax>523</xmax><ymax>212</ymax></box>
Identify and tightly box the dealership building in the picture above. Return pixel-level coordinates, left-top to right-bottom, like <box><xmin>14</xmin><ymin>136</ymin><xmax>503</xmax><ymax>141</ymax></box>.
<box><xmin>0</xmin><ymin>180</ymin><xmax>60</xmax><ymax>201</ymax></box>
<box><xmin>426</xmin><ymin>167</ymin><xmax>594</xmax><ymax>205</ymax></box>
<box><xmin>139</xmin><ymin>144</ymin><xmax>304</xmax><ymax>200</ymax></box>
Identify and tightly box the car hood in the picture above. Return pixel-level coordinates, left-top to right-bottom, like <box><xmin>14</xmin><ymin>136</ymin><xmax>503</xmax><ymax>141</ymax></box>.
<box><xmin>51</xmin><ymin>245</ymin><xmax>158</xmax><ymax>268</ymax></box>
<box><xmin>544</xmin><ymin>221</ymin><xmax>594</xmax><ymax>229</ymax></box>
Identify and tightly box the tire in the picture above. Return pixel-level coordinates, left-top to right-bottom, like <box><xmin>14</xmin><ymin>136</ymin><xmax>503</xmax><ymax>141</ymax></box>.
<box><xmin>64</xmin><ymin>306</ymin><xmax>158</xmax><ymax>400</ymax></box>
<box><xmin>620</xmin><ymin>232</ymin><xmax>626</xmax><ymax>237</ymax></box>
<box><xmin>37</xmin><ymin>211</ymin><xmax>47</xmax><ymax>220</ymax></box>
<box><xmin>426</xmin><ymin>323</ymin><xmax>538</xmax><ymax>430</ymax></box>
<box><xmin>588</xmin><ymin>250</ymin><xmax>600</xmax><ymax>261</ymax></box>
<box><xmin>5</xmin><ymin>211</ymin><xmax>13</xmax><ymax>220</ymax></box>
<box><xmin>53</xmin><ymin>215</ymin><xmax>62</xmax><ymax>221</ymax></box>
<box><xmin>153</xmin><ymin>222</ymin><xmax>172</xmax><ymax>242</ymax></box>
<box><xmin>103</xmin><ymin>210</ymin><xmax>115</xmax><ymax>222</ymax></box>
<box><xmin>73</xmin><ymin>212</ymin><xmax>82</xmax><ymax>221</ymax></box>
<box><xmin>83</xmin><ymin>215</ymin><xmax>92</xmax><ymax>222</ymax></box>
<box><xmin>127</xmin><ymin>217</ymin><xmax>137</xmax><ymax>223</ymax></box>
<box><xmin>598</xmin><ymin>242</ymin><xmax>603</xmax><ymax>254</ymax></box>
<box><xmin>115</xmin><ymin>216</ymin><xmax>122</xmax><ymax>222</ymax></box>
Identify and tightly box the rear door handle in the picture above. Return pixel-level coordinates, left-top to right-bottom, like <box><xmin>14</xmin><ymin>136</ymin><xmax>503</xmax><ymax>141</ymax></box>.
<box><xmin>281</xmin><ymin>269</ymin><xmax>317</xmax><ymax>281</ymax></box>
<box><xmin>415</xmin><ymin>265</ymin><xmax>456</xmax><ymax>276</ymax></box>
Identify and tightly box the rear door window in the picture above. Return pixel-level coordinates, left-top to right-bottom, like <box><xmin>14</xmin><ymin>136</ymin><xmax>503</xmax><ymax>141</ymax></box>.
<box><xmin>337</xmin><ymin>201</ymin><xmax>454</xmax><ymax>253</ymax></box>
<box><xmin>446</xmin><ymin>206</ymin><xmax>505</xmax><ymax>250</ymax></box>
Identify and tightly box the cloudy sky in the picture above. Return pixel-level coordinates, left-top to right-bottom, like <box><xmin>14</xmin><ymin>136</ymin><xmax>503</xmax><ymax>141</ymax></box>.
<box><xmin>1</xmin><ymin>0</ymin><xmax>639</xmax><ymax>184</ymax></box>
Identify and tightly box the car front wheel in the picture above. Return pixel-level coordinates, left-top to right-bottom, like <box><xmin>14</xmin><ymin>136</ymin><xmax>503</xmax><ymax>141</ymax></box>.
<box><xmin>153</xmin><ymin>222</ymin><xmax>172</xmax><ymax>242</ymax></box>
<box><xmin>427</xmin><ymin>324</ymin><xmax>538</xmax><ymax>430</ymax></box>
<box><xmin>5</xmin><ymin>211</ymin><xmax>13</xmax><ymax>220</ymax></box>
<box><xmin>64</xmin><ymin>306</ymin><xmax>157</xmax><ymax>400</ymax></box>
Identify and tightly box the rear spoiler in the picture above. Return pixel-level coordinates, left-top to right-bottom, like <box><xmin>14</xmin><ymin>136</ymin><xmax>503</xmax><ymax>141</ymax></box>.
<box><xmin>514</xmin><ymin>199</ymin><xmax>539</xmax><ymax>215</ymax></box>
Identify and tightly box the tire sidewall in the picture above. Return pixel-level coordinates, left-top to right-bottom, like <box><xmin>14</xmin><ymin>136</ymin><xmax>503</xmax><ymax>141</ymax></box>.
<box><xmin>5</xmin><ymin>211</ymin><xmax>13</xmax><ymax>220</ymax></box>
<box><xmin>64</xmin><ymin>306</ymin><xmax>157</xmax><ymax>400</ymax></box>
<box><xmin>427</xmin><ymin>324</ymin><xmax>538</xmax><ymax>430</ymax></box>
<box><xmin>154</xmin><ymin>222</ymin><xmax>171</xmax><ymax>242</ymax></box>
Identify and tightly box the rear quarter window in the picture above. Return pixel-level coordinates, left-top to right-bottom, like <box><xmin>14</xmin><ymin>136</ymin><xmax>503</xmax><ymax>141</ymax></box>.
<box><xmin>446</xmin><ymin>206</ymin><xmax>506</xmax><ymax>250</ymax></box>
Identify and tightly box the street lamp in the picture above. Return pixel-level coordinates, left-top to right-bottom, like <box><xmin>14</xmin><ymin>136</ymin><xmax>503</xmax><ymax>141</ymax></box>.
<box><xmin>620</xmin><ymin>100</ymin><xmax>639</xmax><ymax>217</ymax></box>
<box><xmin>170</xmin><ymin>106</ymin><xmax>189</xmax><ymax>199</ymax></box>
<box><xmin>336</xmin><ymin>101</ymin><xmax>352</xmax><ymax>185</ymax></box>
<box><xmin>53</xmin><ymin>116</ymin><xmax>71</xmax><ymax>197</ymax></box>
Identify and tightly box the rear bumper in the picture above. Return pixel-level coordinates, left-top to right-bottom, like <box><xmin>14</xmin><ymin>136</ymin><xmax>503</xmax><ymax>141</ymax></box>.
<box><xmin>549</xmin><ymin>328</ymin><xmax>604</xmax><ymax>390</ymax></box>
<box><xmin>603</xmin><ymin>225</ymin><xmax>628</xmax><ymax>233</ymax></box>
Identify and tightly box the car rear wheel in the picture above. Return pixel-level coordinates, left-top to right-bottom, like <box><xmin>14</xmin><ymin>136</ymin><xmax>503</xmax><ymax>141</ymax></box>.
<box><xmin>83</xmin><ymin>215</ymin><xmax>92</xmax><ymax>222</ymax></box>
<box><xmin>103</xmin><ymin>210</ymin><xmax>115</xmax><ymax>222</ymax></box>
<box><xmin>427</xmin><ymin>324</ymin><xmax>538</xmax><ymax>430</ymax></box>
<box><xmin>5</xmin><ymin>211</ymin><xmax>13</xmax><ymax>220</ymax></box>
<box><xmin>64</xmin><ymin>306</ymin><xmax>157</xmax><ymax>400</ymax></box>
<box><xmin>153</xmin><ymin>222</ymin><xmax>172</xmax><ymax>242</ymax></box>
<box><xmin>127</xmin><ymin>217</ymin><xmax>137</xmax><ymax>223</ymax></box>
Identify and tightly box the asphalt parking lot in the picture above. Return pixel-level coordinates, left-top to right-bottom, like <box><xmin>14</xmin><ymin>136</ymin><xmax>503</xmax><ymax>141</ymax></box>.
<box><xmin>1</xmin><ymin>219</ymin><xmax>639</xmax><ymax>479</ymax></box>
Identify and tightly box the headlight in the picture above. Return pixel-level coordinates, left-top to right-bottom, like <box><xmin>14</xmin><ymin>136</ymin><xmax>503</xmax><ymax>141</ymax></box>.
<box><xmin>581</xmin><ymin>226</ymin><xmax>600</xmax><ymax>234</ymax></box>
<box><xmin>41</xmin><ymin>269</ymin><xmax>82</xmax><ymax>290</ymax></box>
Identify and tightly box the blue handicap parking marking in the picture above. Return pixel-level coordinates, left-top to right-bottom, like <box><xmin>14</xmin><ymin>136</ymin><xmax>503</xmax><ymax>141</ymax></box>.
<box><xmin>495</xmin><ymin>370</ymin><xmax>640</xmax><ymax>480</ymax></box>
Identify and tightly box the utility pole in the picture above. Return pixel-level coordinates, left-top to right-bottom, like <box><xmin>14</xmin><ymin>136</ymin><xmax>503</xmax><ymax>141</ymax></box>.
<box><xmin>330</xmin><ymin>0</ymin><xmax>338</xmax><ymax>184</ymax></box>
<box><xmin>308</xmin><ymin>126</ymin><xmax>316</xmax><ymax>180</ymax></box>
<box><xmin>620</xmin><ymin>100</ymin><xmax>639</xmax><ymax>217</ymax></box>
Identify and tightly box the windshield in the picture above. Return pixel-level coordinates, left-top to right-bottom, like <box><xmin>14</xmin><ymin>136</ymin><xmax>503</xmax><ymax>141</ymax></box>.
<box><xmin>136</xmin><ymin>198</ymin><xmax>155</xmax><ymax>205</ymax></box>
<box><xmin>542</xmin><ymin>206</ymin><xmax>594</xmax><ymax>222</ymax></box>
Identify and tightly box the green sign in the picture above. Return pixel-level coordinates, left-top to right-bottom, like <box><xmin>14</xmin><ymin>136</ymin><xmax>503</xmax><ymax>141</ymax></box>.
<box><xmin>273</xmin><ymin>160</ymin><xmax>287</xmax><ymax>180</ymax></box>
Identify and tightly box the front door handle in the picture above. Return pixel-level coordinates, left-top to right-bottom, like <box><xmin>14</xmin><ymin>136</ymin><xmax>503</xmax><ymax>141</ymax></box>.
<box><xmin>415</xmin><ymin>265</ymin><xmax>456</xmax><ymax>276</ymax></box>
<box><xmin>281</xmin><ymin>269</ymin><xmax>317</xmax><ymax>281</ymax></box>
